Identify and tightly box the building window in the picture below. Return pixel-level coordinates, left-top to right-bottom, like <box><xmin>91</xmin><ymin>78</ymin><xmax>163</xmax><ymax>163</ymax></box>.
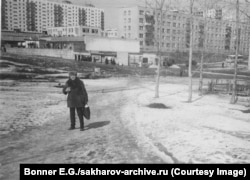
<box><xmin>139</xmin><ymin>33</ymin><xmax>143</xmax><ymax>38</ymax></box>
<box><xmin>128</xmin><ymin>26</ymin><xmax>131</xmax><ymax>30</ymax></box>
<box><xmin>128</xmin><ymin>18</ymin><xmax>131</xmax><ymax>23</ymax></box>
<box><xmin>139</xmin><ymin>10</ymin><xmax>144</xmax><ymax>15</ymax></box>
<box><xmin>140</xmin><ymin>41</ymin><xmax>143</xmax><ymax>45</ymax></box>
<box><xmin>139</xmin><ymin>18</ymin><xmax>143</xmax><ymax>23</ymax></box>
<box><xmin>139</xmin><ymin>26</ymin><xmax>143</xmax><ymax>30</ymax></box>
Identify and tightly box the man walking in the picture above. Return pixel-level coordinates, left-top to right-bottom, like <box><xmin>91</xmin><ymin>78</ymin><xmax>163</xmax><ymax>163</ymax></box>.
<box><xmin>63</xmin><ymin>71</ymin><xmax>88</xmax><ymax>131</ymax></box>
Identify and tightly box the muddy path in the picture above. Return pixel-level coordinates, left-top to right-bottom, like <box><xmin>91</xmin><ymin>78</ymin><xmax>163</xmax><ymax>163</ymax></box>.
<box><xmin>0</xmin><ymin>78</ymin><xmax>163</xmax><ymax>180</ymax></box>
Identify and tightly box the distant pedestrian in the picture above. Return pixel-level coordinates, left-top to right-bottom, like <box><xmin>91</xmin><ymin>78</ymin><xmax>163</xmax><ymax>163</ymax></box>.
<box><xmin>1</xmin><ymin>45</ymin><xmax>6</xmax><ymax>52</ymax></box>
<box><xmin>105</xmin><ymin>58</ymin><xmax>109</xmax><ymax>65</ymax></box>
<box><xmin>63</xmin><ymin>71</ymin><xmax>88</xmax><ymax>131</ymax></box>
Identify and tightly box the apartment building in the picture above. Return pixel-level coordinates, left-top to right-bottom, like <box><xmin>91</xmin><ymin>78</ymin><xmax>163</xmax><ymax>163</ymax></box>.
<box><xmin>1</xmin><ymin>0</ymin><xmax>105</xmax><ymax>33</ymax></box>
<box><xmin>118</xmin><ymin>6</ymin><xmax>250</xmax><ymax>55</ymax></box>
<box><xmin>206</xmin><ymin>9</ymin><xmax>223</xmax><ymax>20</ymax></box>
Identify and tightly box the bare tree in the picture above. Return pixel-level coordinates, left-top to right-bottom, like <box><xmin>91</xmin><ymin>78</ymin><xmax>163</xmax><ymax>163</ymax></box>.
<box><xmin>197</xmin><ymin>0</ymin><xmax>223</xmax><ymax>96</ymax></box>
<box><xmin>230</xmin><ymin>0</ymin><xmax>240</xmax><ymax>104</ymax></box>
<box><xmin>155</xmin><ymin>0</ymin><xmax>166</xmax><ymax>98</ymax></box>
<box><xmin>187</xmin><ymin>0</ymin><xmax>194</xmax><ymax>102</ymax></box>
<box><xmin>227</xmin><ymin>0</ymin><xmax>250</xmax><ymax>71</ymax></box>
<box><xmin>243</xmin><ymin>0</ymin><xmax>250</xmax><ymax>70</ymax></box>
<box><xmin>145</xmin><ymin>0</ymin><xmax>166</xmax><ymax>98</ymax></box>
<box><xmin>198</xmin><ymin>0</ymin><xmax>207</xmax><ymax>96</ymax></box>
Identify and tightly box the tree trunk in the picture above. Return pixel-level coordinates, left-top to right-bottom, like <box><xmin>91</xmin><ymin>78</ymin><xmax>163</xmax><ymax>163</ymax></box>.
<box><xmin>155</xmin><ymin>1</ymin><xmax>164</xmax><ymax>98</ymax></box>
<box><xmin>199</xmin><ymin>50</ymin><xmax>204</xmax><ymax>96</ymax></box>
<box><xmin>199</xmin><ymin>0</ymin><xmax>208</xmax><ymax>96</ymax></box>
<box><xmin>248</xmin><ymin>46</ymin><xmax>250</xmax><ymax>70</ymax></box>
<box><xmin>230</xmin><ymin>0</ymin><xmax>239</xmax><ymax>104</ymax></box>
<box><xmin>188</xmin><ymin>0</ymin><xmax>193</xmax><ymax>102</ymax></box>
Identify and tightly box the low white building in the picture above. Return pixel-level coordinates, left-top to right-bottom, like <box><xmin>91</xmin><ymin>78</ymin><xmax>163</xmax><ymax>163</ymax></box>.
<box><xmin>85</xmin><ymin>36</ymin><xmax>140</xmax><ymax>65</ymax></box>
<box><xmin>47</xmin><ymin>26</ymin><xmax>103</xmax><ymax>37</ymax></box>
<box><xmin>105</xmin><ymin>29</ymin><xmax>118</xmax><ymax>38</ymax></box>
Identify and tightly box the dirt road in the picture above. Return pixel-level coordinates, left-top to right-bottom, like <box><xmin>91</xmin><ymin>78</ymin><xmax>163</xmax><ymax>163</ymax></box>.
<box><xmin>0</xmin><ymin>78</ymin><xmax>163</xmax><ymax>180</ymax></box>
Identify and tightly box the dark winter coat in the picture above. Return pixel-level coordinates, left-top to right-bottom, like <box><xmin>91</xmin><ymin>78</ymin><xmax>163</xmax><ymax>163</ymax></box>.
<box><xmin>63</xmin><ymin>77</ymin><xmax>88</xmax><ymax>108</ymax></box>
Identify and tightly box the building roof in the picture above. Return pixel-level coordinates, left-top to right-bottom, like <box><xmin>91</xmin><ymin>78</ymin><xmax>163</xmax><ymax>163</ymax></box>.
<box><xmin>1</xmin><ymin>31</ymin><xmax>49</xmax><ymax>42</ymax></box>
<box><xmin>1</xmin><ymin>36</ymin><xmax>26</xmax><ymax>42</ymax></box>
<box><xmin>49</xmin><ymin>36</ymin><xmax>86</xmax><ymax>42</ymax></box>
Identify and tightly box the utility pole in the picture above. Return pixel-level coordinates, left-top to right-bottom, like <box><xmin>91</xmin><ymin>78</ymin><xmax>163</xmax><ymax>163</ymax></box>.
<box><xmin>230</xmin><ymin>0</ymin><xmax>240</xmax><ymax>104</ymax></box>
<box><xmin>188</xmin><ymin>0</ymin><xmax>194</xmax><ymax>102</ymax></box>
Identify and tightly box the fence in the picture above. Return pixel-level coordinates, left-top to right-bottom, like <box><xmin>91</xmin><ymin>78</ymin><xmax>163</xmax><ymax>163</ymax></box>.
<box><xmin>208</xmin><ymin>78</ymin><xmax>250</xmax><ymax>97</ymax></box>
<box><xmin>6</xmin><ymin>48</ymin><xmax>74</xmax><ymax>60</ymax></box>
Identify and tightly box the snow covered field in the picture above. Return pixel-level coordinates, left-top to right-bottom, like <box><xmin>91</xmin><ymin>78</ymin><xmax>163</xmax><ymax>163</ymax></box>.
<box><xmin>122</xmin><ymin>78</ymin><xmax>250</xmax><ymax>163</ymax></box>
<box><xmin>0</xmin><ymin>74</ymin><xmax>249</xmax><ymax>172</ymax></box>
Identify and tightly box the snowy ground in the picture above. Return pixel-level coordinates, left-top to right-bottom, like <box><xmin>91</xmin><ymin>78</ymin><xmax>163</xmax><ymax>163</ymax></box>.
<box><xmin>122</xmin><ymin>77</ymin><xmax>250</xmax><ymax>163</ymax></box>
<box><xmin>0</xmin><ymin>75</ymin><xmax>250</xmax><ymax>179</ymax></box>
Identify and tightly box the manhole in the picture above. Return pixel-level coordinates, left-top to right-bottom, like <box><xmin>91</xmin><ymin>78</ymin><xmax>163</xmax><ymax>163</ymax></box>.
<box><xmin>147</xmin><ymin>103</ymin><xmax>171</xmax><ymax>109</ymax></box>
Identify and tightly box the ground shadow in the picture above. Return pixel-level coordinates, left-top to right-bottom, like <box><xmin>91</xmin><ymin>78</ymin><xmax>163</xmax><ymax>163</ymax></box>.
<box><xmin>229</xmin><ymin>108</ymin><xmax>250</xmax><ymax>114</ymax></box>
<box><xmin>181</xmin><ymin>95</ymin><xmax>205</xmax><ymax>103</ymax></box>
<box><xmin>85</xmin><ymin>121</ymin><xmax>110</xmax><ymax>130</ymax></box>
<box><xmin>191</xmin><ymin>95</ymin><xmax>205</xmax><ymax>102</ymax></box>
<box><xmin>240</xmin><ymin>109</ymin><xmax>250</xmax><ymax>114</ymax></box>
<box><xmin>146</xmin><ymin>103</ymin><xmax>171</xmax><ymax>109</ymax></box>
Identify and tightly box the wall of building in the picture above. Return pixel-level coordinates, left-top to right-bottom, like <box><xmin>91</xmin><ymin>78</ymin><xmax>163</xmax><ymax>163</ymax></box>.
<box><xmin>47</xmin><ymin>26</ymin><xmax>101</xmax><ymax>37</ymax></box>
<box><xmin>6</xmin><ymin>47</ymin><xmax>74</xmax><ymax>59</ymax></box>
<box><xmin>119</xmin><ymin>7</ymin><xmax>140</xmax><ymax>40</ymax></box>
<box><xmin>118</xmin><ymin>6</ymin><xmax>250</xmax><ymax>55</ymax></box>
<box><xmin>117</xmin><ymin>52</ymin><xmax>129</xmax><ymax>66</ymax></box>
<box><xmin>85</xmin><ymin>36</ymin><xmax>140</xmax><ymax>53</ymax></box>
<box><xmin>1</xmin><ymin>0</ymin><xmax>104</xmax><ymax>33</ymax></box>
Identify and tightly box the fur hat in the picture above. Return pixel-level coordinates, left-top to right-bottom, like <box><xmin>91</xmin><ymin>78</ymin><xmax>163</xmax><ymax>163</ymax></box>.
<box><xmin>69</xmin><ymin>71</ymin><xmax>77</xmax><ymax>76</ymax></box>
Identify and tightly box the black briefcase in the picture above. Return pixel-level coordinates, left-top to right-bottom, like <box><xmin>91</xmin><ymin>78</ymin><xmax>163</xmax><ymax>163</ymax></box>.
<box><xmin>83</xmin><ymin>104</ymin><xmax>90</xmax><ymax>120</ymax></box>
